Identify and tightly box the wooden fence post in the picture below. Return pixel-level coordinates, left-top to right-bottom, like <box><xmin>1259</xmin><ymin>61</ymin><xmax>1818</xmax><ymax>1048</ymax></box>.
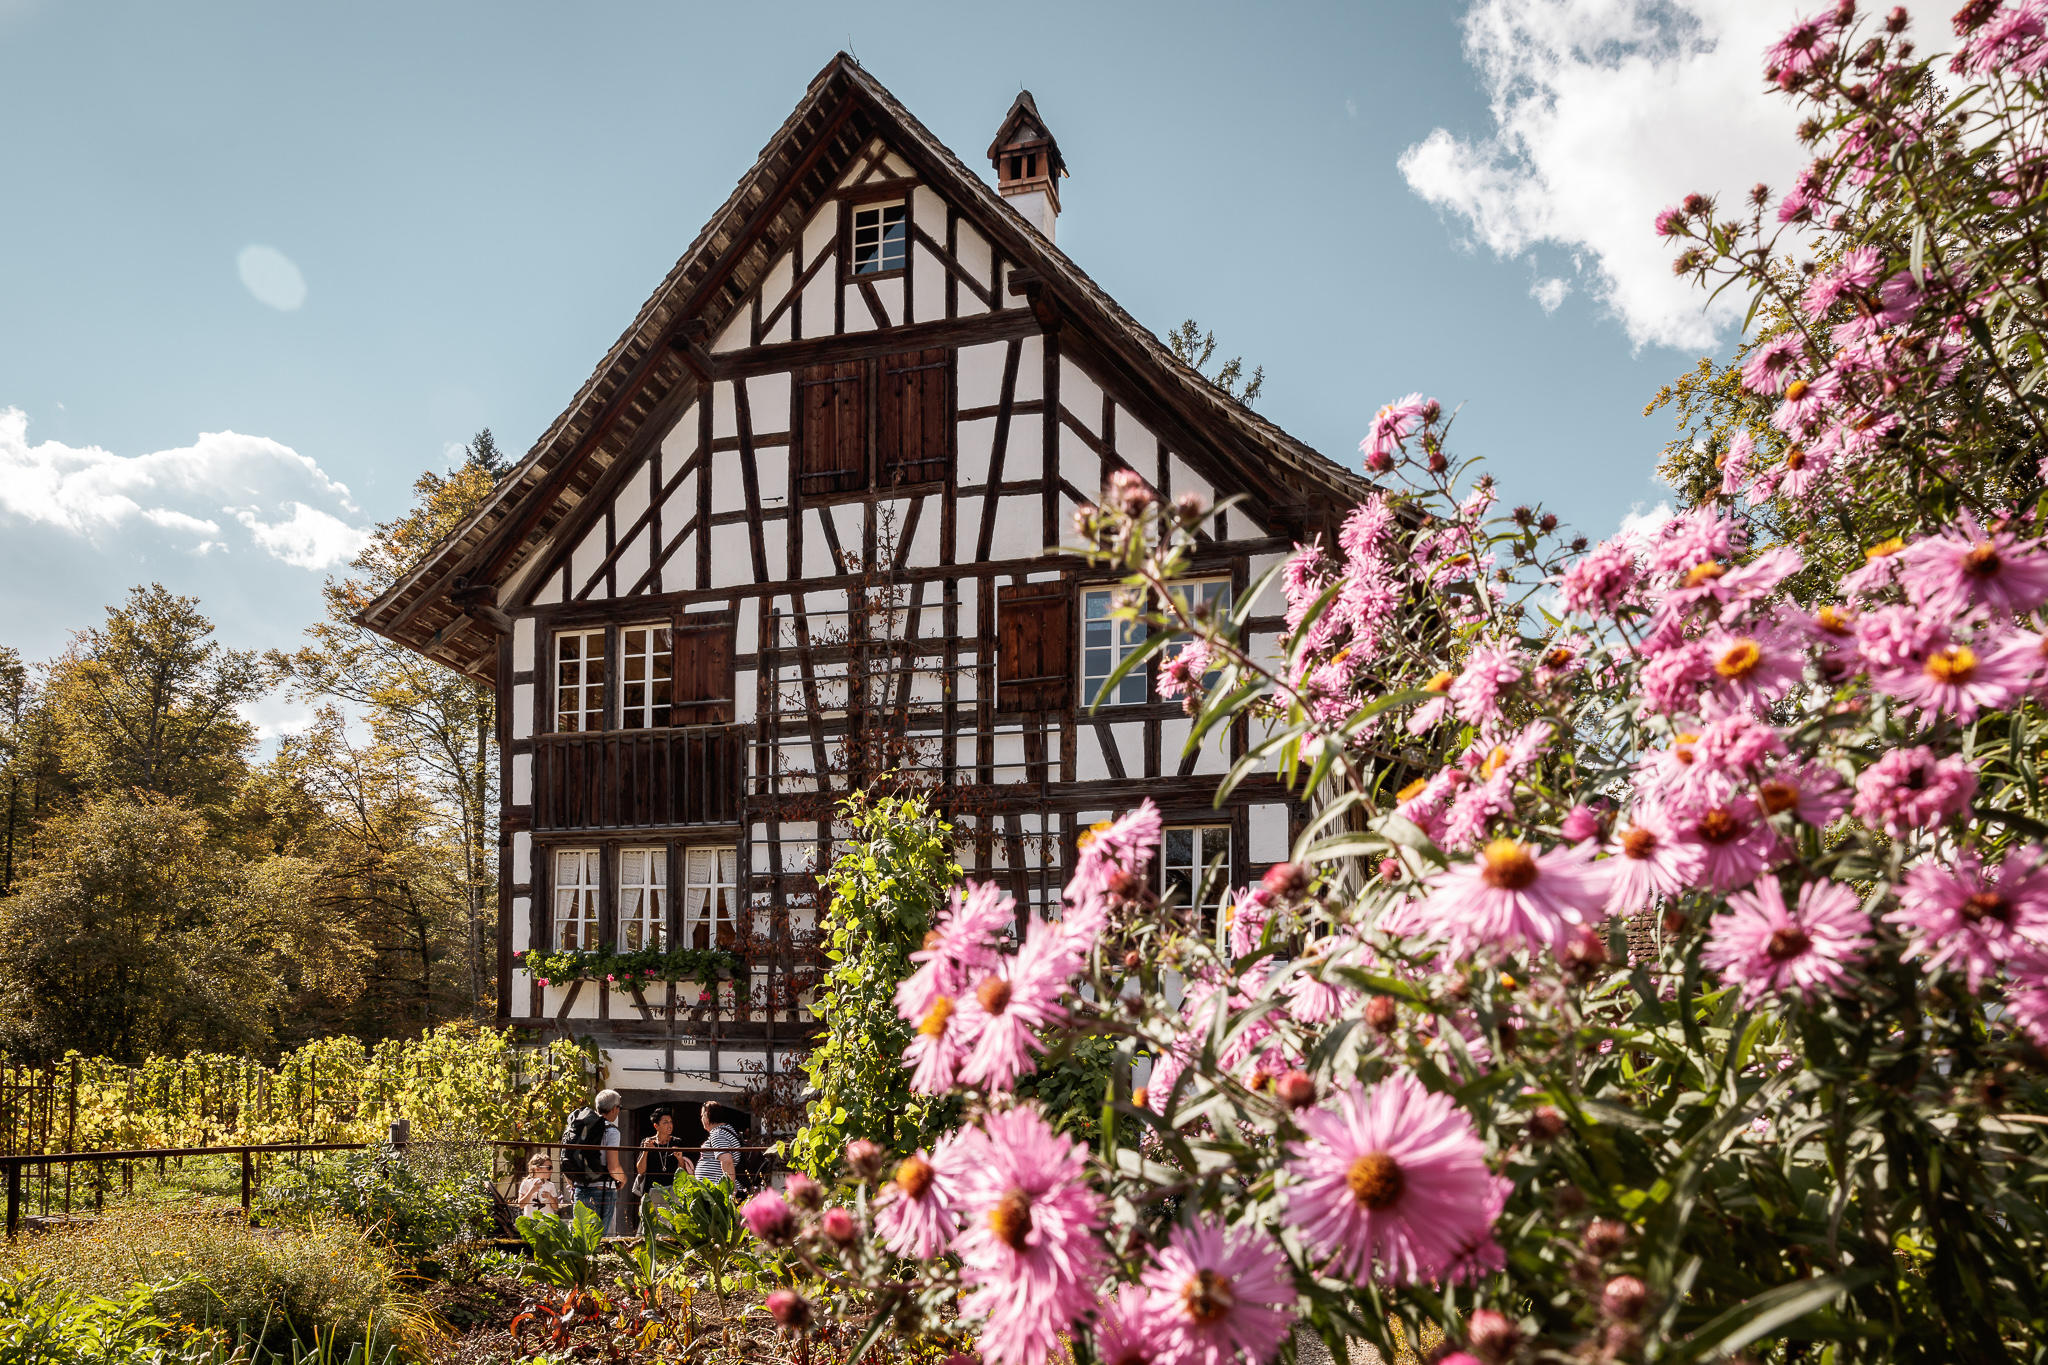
<box><xmin>240</xmin><ymin>1148</ymin><xmax>254</xmax><ymax>1223</ymax></box>
<box><xmin>5</xmin><ymin>1158</ymin><xmax>19</xmax><ymax>1239</ymax></box>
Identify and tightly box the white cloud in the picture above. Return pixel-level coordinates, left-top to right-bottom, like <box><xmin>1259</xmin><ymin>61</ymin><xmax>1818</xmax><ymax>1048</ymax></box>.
<box><xmin>1530</xmin><ymin>276</ymin><xmax>1571</xmax><ymax>312</ymax></box>
<box><xmin>237</xmin><ymin>244</ymin><xmax>307</xmax><ymax>311</ymax></box>
<box><xmin>1399</xmin><ymin>0</ymin><xmax>1812</xmax><ymax>350</ymax></box>
<box><xmin>230</xmin><ymin>501</ymin><xmax>371</xmax><ymax>571</ymax></box>
<box><xmin>0</xmin><ymin>407</ymin><xmax>367</xmax><ymax>570</ymax></box>
<box><xmin>1619</xmin><ymin>499</ymin><xmax>1675</xmax><ymax>543</ymax></box>
<box><xmin>1345</xmin><ymin>97</ymin><xmax>1359</xmax><ymax>118</ymax></box>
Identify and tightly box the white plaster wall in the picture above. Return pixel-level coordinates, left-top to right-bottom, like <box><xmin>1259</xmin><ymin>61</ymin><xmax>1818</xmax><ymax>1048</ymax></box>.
<box><xmin>513</xmin><ymin>616</ymin><xmax>535</xmax><ymax>666</ymax></box>
<box><xmin>512</xmin><ymin>684</ymin><xmax>535</xmax><ymax>740</ymax></box>
<box><xmin>957</xmin><ymin>342</ymin><xmax>1009</xmax><ymax>409</ymax></box>
<box><xmin>842</xmin><ymin>283</ymin><xmax>877</xmax><ymax>334</ymax></box>
<box><xmin>801</xmin><ymin>255</ymin><xmax>836</xmax><ymax>338</ymax></box>
<box><xmin>880</xmin><ymin>151</ymin><xmax>912</xmax><ymax>177</ymax></box>
<box><xmin>713</xmin><ymin>380</ymin><xmax>737</xmax><ymax>440</ymax></box>
<box><xmin>1013</xmin><ymin>337</ymin><xmax>1044</xmax><ymax>400</ymax></box>
<box><xmin>614</xmin><ymin>457</ymin><xmax>653</xmax><ymax>530</ymax></box>
<box><xmin>661</xmin><ymin>403</ymin><xmax>700</xmax><ymax>461</ymax></box>
<box><xmin>1060</xmin><ymin>361</ymin><xmax>1104</xmax><ymax>432</ymax></box>
<box><xmin>511</xmin><ymin>896</ymin><xmax>531</xmax><ymax>952</ymax></box>
<box><xmin>958</xmin><ymin>420</ymin><xmax>994</xmax><ymax>489</ymax></box>
<box><xmin>612</xmin><ymin>525</ymin><xmax>651</xmax><ymax>595</ymax></box>
<box><xmin>712</xmin><ymin>311</ymin><xmax>748</xmax><ymax>354</ymax></box>
<box><xmin>1250</xmin><ymin>804</ymin><xmax>1289</xmax><ymax>864</ymax></box>
<box><xmin>513</xmin><ymin>754</ymin><xmax>532</xmax><ymax>806</ymax></box>
<box><xmin>1003</xmin><ymin>413</ymin><xmax>1042</xmax><ymax>482</ymax></box>
<box><xmin>747</xmin><ymin>373</ymin><xmax>792</xmax><ymax>437</ymax></box>
<box><xmin>955</xmin><ymin>226</ymin><xmax>992</xmax><ymax>315</ymax></box>
<box><xmin>991</xmin><ymin>497</ymin><xmax>1043</xmax><ymax>561</ymax></box>
<box><xmin>712</xmin><ymin>453</ymin><xmax>748</xmax><ymax>515</ymax></box>
<box><xmin>956</xmin><ymin>593</ymin><xmax>977</xmax><ymax>634</ymax></box>
<box><xmin>758</xmin><ymin>520</ymin><xmax>786</xmax><ymax>583</ymax></box>
<box><xmin>910</xmin><ymin>244</ymin><xmax>943</xmax><ymax>326</ymax></box>
<box><xmin>512</xmin><ymin>831</ymin><xmax>532</xmax><ymax>882</ymax></box>
<box><xmin>530</xmin><ymin>568</ymin><xmax>562</xmax><ymax>607</ymax></box>
<box><xmin>1168</xmin><ymin>455</ymin><xmax>1213</xmax><ymax>508</ymax></box>
<box><xmin>953</xmin><ymin>494</ymin><xmax>982</xmax><ymax>547</ymax></box>
<box><xmin>1078</xmin><ymin>729</ymin><xmax>1112</xmax><ymax>781</ymax></box>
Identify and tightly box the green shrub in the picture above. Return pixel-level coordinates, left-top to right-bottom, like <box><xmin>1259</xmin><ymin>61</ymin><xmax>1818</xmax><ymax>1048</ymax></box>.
<box><xmin>259</xmin><ymin>1143</ymin><xmax>495</xmax><ymax>1266</ymax></box>
<box><xmin>0</xmin><ymin>1207</ymin><xmax>419</xmax><ymax>1358</ymax></box>
<box><xmin>0</xmin><ymin>1271</ymin><xmax>220</xmax><ymax>1365</ymax></box>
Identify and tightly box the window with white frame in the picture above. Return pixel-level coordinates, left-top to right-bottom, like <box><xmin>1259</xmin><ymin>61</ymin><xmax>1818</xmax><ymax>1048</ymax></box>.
<box><xmin>618</xmin><ymin>847</ymin><xmax>667</xmax><ymax>951</ymax></box>
<box><xmin>1169</xmin><ymin>578</ymin><xmax>1233</xmax><ymax>690</ymax></box>
<box><xmin>682</xmin><ymin>847</ymin><xmax>740</xmax><ymax>952</ymax></box>
<box><xmin>1082</xmin><ymin>579</ymin><xmax>1232</xmax><ymax>707</ymax></box>
<box><xmin>619</xmin><ymin>625</ymin><xmax>673</xmax><ymax>730</ymax></box>
<box><xmin>553</xmin><ymin>848</ymin><xmax>602</xmax><ymax>951</ymax></box>
<box><xmin>554</xmin><ymin>629</ymin><xmax>606</xmax><ymax>732</ymax></box>
<box><xmin>1160</xmin><ymin>824</ymin><xmax>1231</xmax><ymax>941</ymax></box>
<box><xmin>851</xmin><ymin>202</ymin><xmax>908</xmax><ymax>275</ymax></box>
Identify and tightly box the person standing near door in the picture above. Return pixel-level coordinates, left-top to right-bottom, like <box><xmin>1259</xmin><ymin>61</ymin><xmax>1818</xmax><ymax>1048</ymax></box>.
<box><xmin>561</xmin><ymin>1089</ymin><xmax>627</xmax><ymax>1232</ymax></box>
<box><xmin>694</xmin><ymin>1101</ymin><xmax>740</xmax><ymax>1186</ymax></box>
<box><xmin>636</xmin><ymin>1108</ymin><xmax>685</xmax><ymax>1232</ymax></box>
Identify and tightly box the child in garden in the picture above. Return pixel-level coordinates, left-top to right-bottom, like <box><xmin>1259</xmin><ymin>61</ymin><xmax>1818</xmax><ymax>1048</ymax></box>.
<box><xmin>516</xmin><ymin>1152</ymin><xmax>564</xmax><ymax>1218</ymax></box>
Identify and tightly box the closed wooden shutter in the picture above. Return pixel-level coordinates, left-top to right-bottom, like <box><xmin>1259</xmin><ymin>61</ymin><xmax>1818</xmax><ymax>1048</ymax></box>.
<box><xmin>997</xmin><ymin>581</ymin><xmax>1072</xmax><ymax>712</ymax></box>
<box><xmin>798</xmin><ymin>360</ymin><xmax>866</xmax><ymax>495</ymax></box>
<box><xmin>879</xmin><ymin>348</ymin><xmax>952</xmax><ymax>487</ymax></box>
<box><xmin>672</xmin><ymin>617</ymin><xmax>735</xmax><ymax>725</ymax></box>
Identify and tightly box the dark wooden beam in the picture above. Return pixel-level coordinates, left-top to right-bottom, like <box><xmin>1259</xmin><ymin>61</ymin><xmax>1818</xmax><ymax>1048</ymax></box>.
<box><xmin>698</xmin><ymin>307</ymin><xmax>1037</xmax><ymax>378</ymax></box>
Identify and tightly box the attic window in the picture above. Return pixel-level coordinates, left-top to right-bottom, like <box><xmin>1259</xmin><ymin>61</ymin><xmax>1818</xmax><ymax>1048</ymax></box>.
<box><xmin>851</xmin><ymin>202</ymin><xmax>907</xmax><ymax>275</ymax></box>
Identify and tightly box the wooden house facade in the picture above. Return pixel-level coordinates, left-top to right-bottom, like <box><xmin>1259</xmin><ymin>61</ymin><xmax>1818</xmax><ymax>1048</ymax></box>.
<box><xmin>359</xmin><ymin>55</ymin><xmax>1370</xmax><ymax>1116</ymax></box>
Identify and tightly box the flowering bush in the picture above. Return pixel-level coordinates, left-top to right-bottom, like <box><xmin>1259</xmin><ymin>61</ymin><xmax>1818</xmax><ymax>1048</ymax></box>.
<box><xmin>515</xmin><ymin>943</ymin><xmax>744</xmax><ymax>988</ymax></box>
<box><xmin>746</xmin><ymin>8</ymin><xmax>2048</xmax><ymax>1363</ymax></box>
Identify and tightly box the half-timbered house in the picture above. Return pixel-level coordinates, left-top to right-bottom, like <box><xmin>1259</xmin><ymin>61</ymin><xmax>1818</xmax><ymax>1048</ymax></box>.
<box><xmin>359</xmin><ymin>55</ymin><xmax>1371</xmax><ymax>1128</ymax></box>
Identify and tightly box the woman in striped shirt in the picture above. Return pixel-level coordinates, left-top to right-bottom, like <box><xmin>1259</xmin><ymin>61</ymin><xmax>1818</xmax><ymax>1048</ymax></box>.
<box><xmin>695</xmin><ymin>1102</ymin><xmax>739</xmax><ymax>1185</ymax></box>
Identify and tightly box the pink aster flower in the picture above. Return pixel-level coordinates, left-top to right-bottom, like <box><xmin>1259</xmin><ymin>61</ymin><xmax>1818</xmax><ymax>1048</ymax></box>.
<box><xmin>1898</xmin><ymin>512</ymin><xmax>2048</xmax><ymax>618</ymax></box>
<box><xmin>1140</xmin><ymin>1220</ymin><xmax>1298</xmax><ymax>1365</ymax></box>
<box><xmin>1703</xmin><ymin>874</ymin><xmax>1870</xmax><ymax>1006</ymax></box>
<box><xmin>1801</xmin><ymin>246</ymin><xmax>1884</xmax><ymax>320</ymax></box>
<box><xmin>1157</xmin><ymin>640</ymin><xmax>1214</xmax><ymax>700</ymax></box>
<box><xmin>1718</xmin><ymin>431</ymin><xmax>1757</xmax><ymax>495</ymax></box>
<box><xmin>1448</xmin><ymin>645</ymin><xmax>1523</xmax><ymax>726</ymax></box>
<box><xmin>1766</xmin><ymin>13</ymin><xmax>1838</xmax><ymax>79</ymax></box>
<box><xmin>902</xmin><ymin>994</ymin><xmax>966</xmax><ymax>1095</ymax></box>
<box><xmin>897</xmin><ymin>880</ymin><xmax>1014</xmax><ymax>1021</ymax></box>
<box><xmin>950</xmin><ymin>1106</ymin><xmax>1107</xmax><ymax>1365</ymax></box>
<box><xmin>1670</xmin><ymin>795</ymin><xmax>1783</xmax><ymax>892</ymax></box>
<box><xmin>1771</xmin><ymin>370</ymin><xmax>1842</xmax><ymax>436</ymax></box>
<box><xmin>1872</xmin><ymin>626</ymin><xmax>2027</xmax><ymax>724</ymax></box>
<box><xmin>1852</xmin><ymin>746</ymin><xmax>1979</xmax><ymax>836</ymax></box>
<box><xmin>875</xmin><ymin>1144</ymin><xmax>961</xmax><ymax>1259</ymax></box>
<box><xmin>1338</xmin><ymin>494</ymin><xmax>1399</xmax><ymax>562</ymax></box>
<box><xmin>1653</xmin><ymin>204</ymin><xmax>1685</xmax><ymax>236</ymax></box>
<box><xmin>1092</xmin><ymin>1284</ymin><xmax>1171</xmax><ymax>1365</ymax></box>
<box><xmin>2004</xmin><ymin>963</ymin><xmax>2048</xmax><ymax>1047</ymax></box>
<box><xmin>1700</xmin><ymin>628</ymin><xmax>1804</xmax><ymax>711</ymax></box>
<box><xmin>740</xmin><ymin>1188</ymin><xmax>796</xmax><ymax>1244</ymax></box>
<box><xmin>1888</xmin><ymin>849</ymin><xmax>2048</xmax><ymax>991</ymax></box>
<box><xmin>1558</xmin><ymin>536</ymin><xmax>1641</xmax><ymax>614</ymax></box>
<box><xmin>1069</xmin><ymin>800</ymin><xmax>1164</xmax><ymax>909</ymax></box>
<box><xmin>1606</xmin><ymin>805</ymin><xmax>1707</xmax><ymax>913</ymax></box>
<box><xmin>1361</xmin><ymin>392</ymin><xmax>1434</xmax><ymax>465</ymax></box>
<box><xmin>954</xmin><ymin>920</ymin><xmax>1074</xmax><ymax>1092</ymax></box>
<box><xmin>1758</xmin><ymin>760</ymin><xmax>1850</xmax><ymax>827</ymax></box>
<box><xmin>1741</xmin><ymin>335</ymin><xmax>1805</xmax><ymax>396</ymax></box>
<box><xmin>1284</xmin><ymin>1072</ymin><xmax>1507</xmax><ymax>1285</ymax></box>
<box><xmin>1392</xmin><ymin>837</ymin><xmax>1610</xmax><ymax>958</ymax></box>
<box><xmin>1956</xmin><ymin>1</ymin><xmax>2048</xmax><ymax>77</ymax></box>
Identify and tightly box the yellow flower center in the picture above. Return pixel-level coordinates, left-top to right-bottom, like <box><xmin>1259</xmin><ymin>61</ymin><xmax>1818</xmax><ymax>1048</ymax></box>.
<box><xmin>894</xmin><ymin>1155</ymin><xmax>934</xmax><ymax>1199</ymax></box>
<box><xmin>1685</xmin><ymin>561</ymin><xmax>1726</xmax><ymax>588</ymax></box>
<box><xmin>1925</xmin><ymin>645</ymin><xmax>1977</xmax><ymax>685</ymax></box>
<box><xmin>976</xmin><ymin>976</ymin><xmax>1013</xmax><ymax>1015</ymax></box>
<box><xmin>918</xmin><ymin>997</ymin><xmax>953</xmax><ymax>1038</ymax></box>
<box><xmin>1759</xmin><ymin>780</ymin><xmax>1800</xmax><ymax>815</ymax></box>
<box><xmin>1714</xmin><ymin>638</ymin><xmax>1763</xmax><ymax>679</ymax></box>
<box><xmin>1621</xmin><ymin>827</ymin><xmax>1659</xmax><ymax>859</ymax></box>
<box><xmin>988</xmin><ymin>1188</ymin><xmax>1033</xmax><ymax>1250</ymax></box>
<box><xmin>1397</xmin><ymin>776</ymin><xmax>1430</xmax><ymax>804</ymax></box>
<box><xmin>1816</xmin><ymin>605</ymin><xmax>1853</xmax><ymax>635</ymax></box>
<box><xmin>1482</xmin><ymin>745</ymin><xmax>1511</xmax><ymax>777</ymax></box>
<box><xmin>1784</xmin><ymin>379</ymin><xmax>1811</xmax><ymax>402</ymax></box>
<box><xmin>1865</xmin><ymin>536</ymin><xmax>1904</xmax><ymax>562</ymax></box>
<box><xmin>1180</xmin><ymin>1269</ymin><xmax>1236</xmax><ymax>1325</ymax></box>
<box><xmin>1964</xmin><ymin>542</ymin><xmax>2002</xmax><ymax>578</ymax></box>
<box><xmin>1479</xmin><ymin>838</ymin><xmax>1539</xmax><ymax>891</ymax></box>
<box><xmin>1345</xmin><ymin>1152</ymin><xmax>1405</xmax><ymax>1210</ymax></box>
<box><xmin>1785</xmin><ymin>444</ymin><xmax>1808</xmax><ymax>471</ymax></box>
<box><xmin>1425</xmin><ymin>670</ymin><xmax>1455</xmax><ymax>693</ymax></box>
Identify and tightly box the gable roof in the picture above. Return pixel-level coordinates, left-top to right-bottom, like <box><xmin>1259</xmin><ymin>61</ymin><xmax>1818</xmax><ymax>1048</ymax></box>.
<box><xmin>357</xmin><ymin>53</ymin><xmax>1372</xmax><ymax>680</ymax></box>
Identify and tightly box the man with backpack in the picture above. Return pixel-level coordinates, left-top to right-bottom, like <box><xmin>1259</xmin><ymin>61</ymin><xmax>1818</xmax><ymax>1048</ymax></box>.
<box><xmin>559</xmin><ymin>1089</ymin><xmax>626</xmax><ymax>1232</ymax></box>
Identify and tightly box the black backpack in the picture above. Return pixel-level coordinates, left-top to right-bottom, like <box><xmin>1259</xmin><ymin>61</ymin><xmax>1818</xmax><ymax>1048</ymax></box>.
<box><xmin>560</xmin><ymin>1107</ymin><xmax>607</xmax><ymax>1183</ymax></box>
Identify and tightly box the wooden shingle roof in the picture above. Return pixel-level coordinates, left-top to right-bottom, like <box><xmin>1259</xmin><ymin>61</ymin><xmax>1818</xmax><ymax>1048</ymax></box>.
<box><xmin>358</xmin><ymin>53</ymin><xmax>1371</xmax><ymax>679</ymax></box>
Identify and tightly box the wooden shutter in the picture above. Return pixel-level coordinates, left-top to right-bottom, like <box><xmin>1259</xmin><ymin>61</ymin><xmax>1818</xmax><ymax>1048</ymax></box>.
<box><xmin>672</xmin><ymin>617</ymin><xmax>735</xmax><ymax>725</ymax></box>
<box><xmin>997</xmin><ymin>581</ymin><xmax>1072</xmax><ymax>712</ymax></box>
<box><xmin>879</xmin><ymin>348</ymin><xmax>953</xmax><ymax>487</ymax></box>
<box><xmin>798</xmin><ymin>360</ymin><xmax>866</xmax><ymax>495</ymax></box>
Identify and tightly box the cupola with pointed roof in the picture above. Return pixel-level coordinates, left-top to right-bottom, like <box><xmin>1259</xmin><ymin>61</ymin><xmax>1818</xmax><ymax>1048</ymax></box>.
<box><xmin>987</xmin><ymin>90</ymin><xmax>1065</xmax><ymax>239</ymax></box>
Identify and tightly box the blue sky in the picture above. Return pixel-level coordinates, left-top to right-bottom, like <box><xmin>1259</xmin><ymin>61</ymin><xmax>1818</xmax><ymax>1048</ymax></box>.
<box><xmin>0</xmin><ymin>0</ymin><xmax>1811</xmax><ymax>724</ymax></box>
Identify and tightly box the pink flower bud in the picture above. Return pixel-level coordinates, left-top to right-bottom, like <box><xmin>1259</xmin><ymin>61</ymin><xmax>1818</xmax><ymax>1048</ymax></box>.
<box><xmin>821</xmin><ymin>1206</ymin><xmax>857</xmax><ymax>1245</ymax></box>
<box><xmin>765</xmin><ymin>1288</ymin><xmax>811</xmax><ymax>1329</ymax></box>
<box><xmin>783</xmin><ymin>1172</ymin><xmax>823</xmax><ymax>1211</ymax></box>
<box><xmin>843</xmin><ymin>1138</ymin><xmax>886</xmax><ymax>1181</ymax></box>
<box><xmin>1365</xmin><ymin>995</ymin><xmax>1399</xmax><ymax>1033</ymax></box>
<box><xmin>1261</xmin><ymin>861</ymin><xmax>1310</xmax><ymax>897</ymax></box>
<box><xmin>1560</xmin><ymin>804</ymin><xmax>1603</xmax><ymax>844</ymax></box>
<box><xmin>1466</xmin><ymin>1308</ymin><xmax>1519</xmax><ymax>1362</ymax></box>
<box><xmin>1275</xmin><ymin>1071</ymin><xmax>1317</xmax><ymax>1109</ymax></box>
<box><xmin>741</xmin><ymin>1189</ymin><xmax>795</xmax><ymax>1244</ymax></box>
<box><xmin>1602</xmin><ymin>1274</ymin><xmax>1649</xmax><ymax>1322</ymax></box>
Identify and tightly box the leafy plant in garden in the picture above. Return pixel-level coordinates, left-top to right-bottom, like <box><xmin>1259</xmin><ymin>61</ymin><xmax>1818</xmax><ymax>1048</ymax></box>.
<box><xmin>785</xmin><ymin>794</ymin><xmax>965</xmax><ymax>1175</ymax></box>
<box><xmin>733</xmin><ymin>9</ymin><xmax>2048</xmax><ymax>1363</ymax></box>
<box><xmin>259</xmin><ymin>1143</ymin><xmax>496</xmax><ymax>1267</ymax></box>
<box><xmin>516</xmin><ymin>1203</ymin><xmax>609</xmax><ymax>1292</ymax></box>
<box><xmin>514</xmin><ymin>943</ymin><xmax>743</xmax><ymax>988</ymax></box>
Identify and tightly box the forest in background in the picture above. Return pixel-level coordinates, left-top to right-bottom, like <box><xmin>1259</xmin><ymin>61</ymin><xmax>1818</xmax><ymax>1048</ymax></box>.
<box><xmin>0</xmin><ymin>434</ymin><xmax>512</xmax><ymax>1062</ymax></box>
